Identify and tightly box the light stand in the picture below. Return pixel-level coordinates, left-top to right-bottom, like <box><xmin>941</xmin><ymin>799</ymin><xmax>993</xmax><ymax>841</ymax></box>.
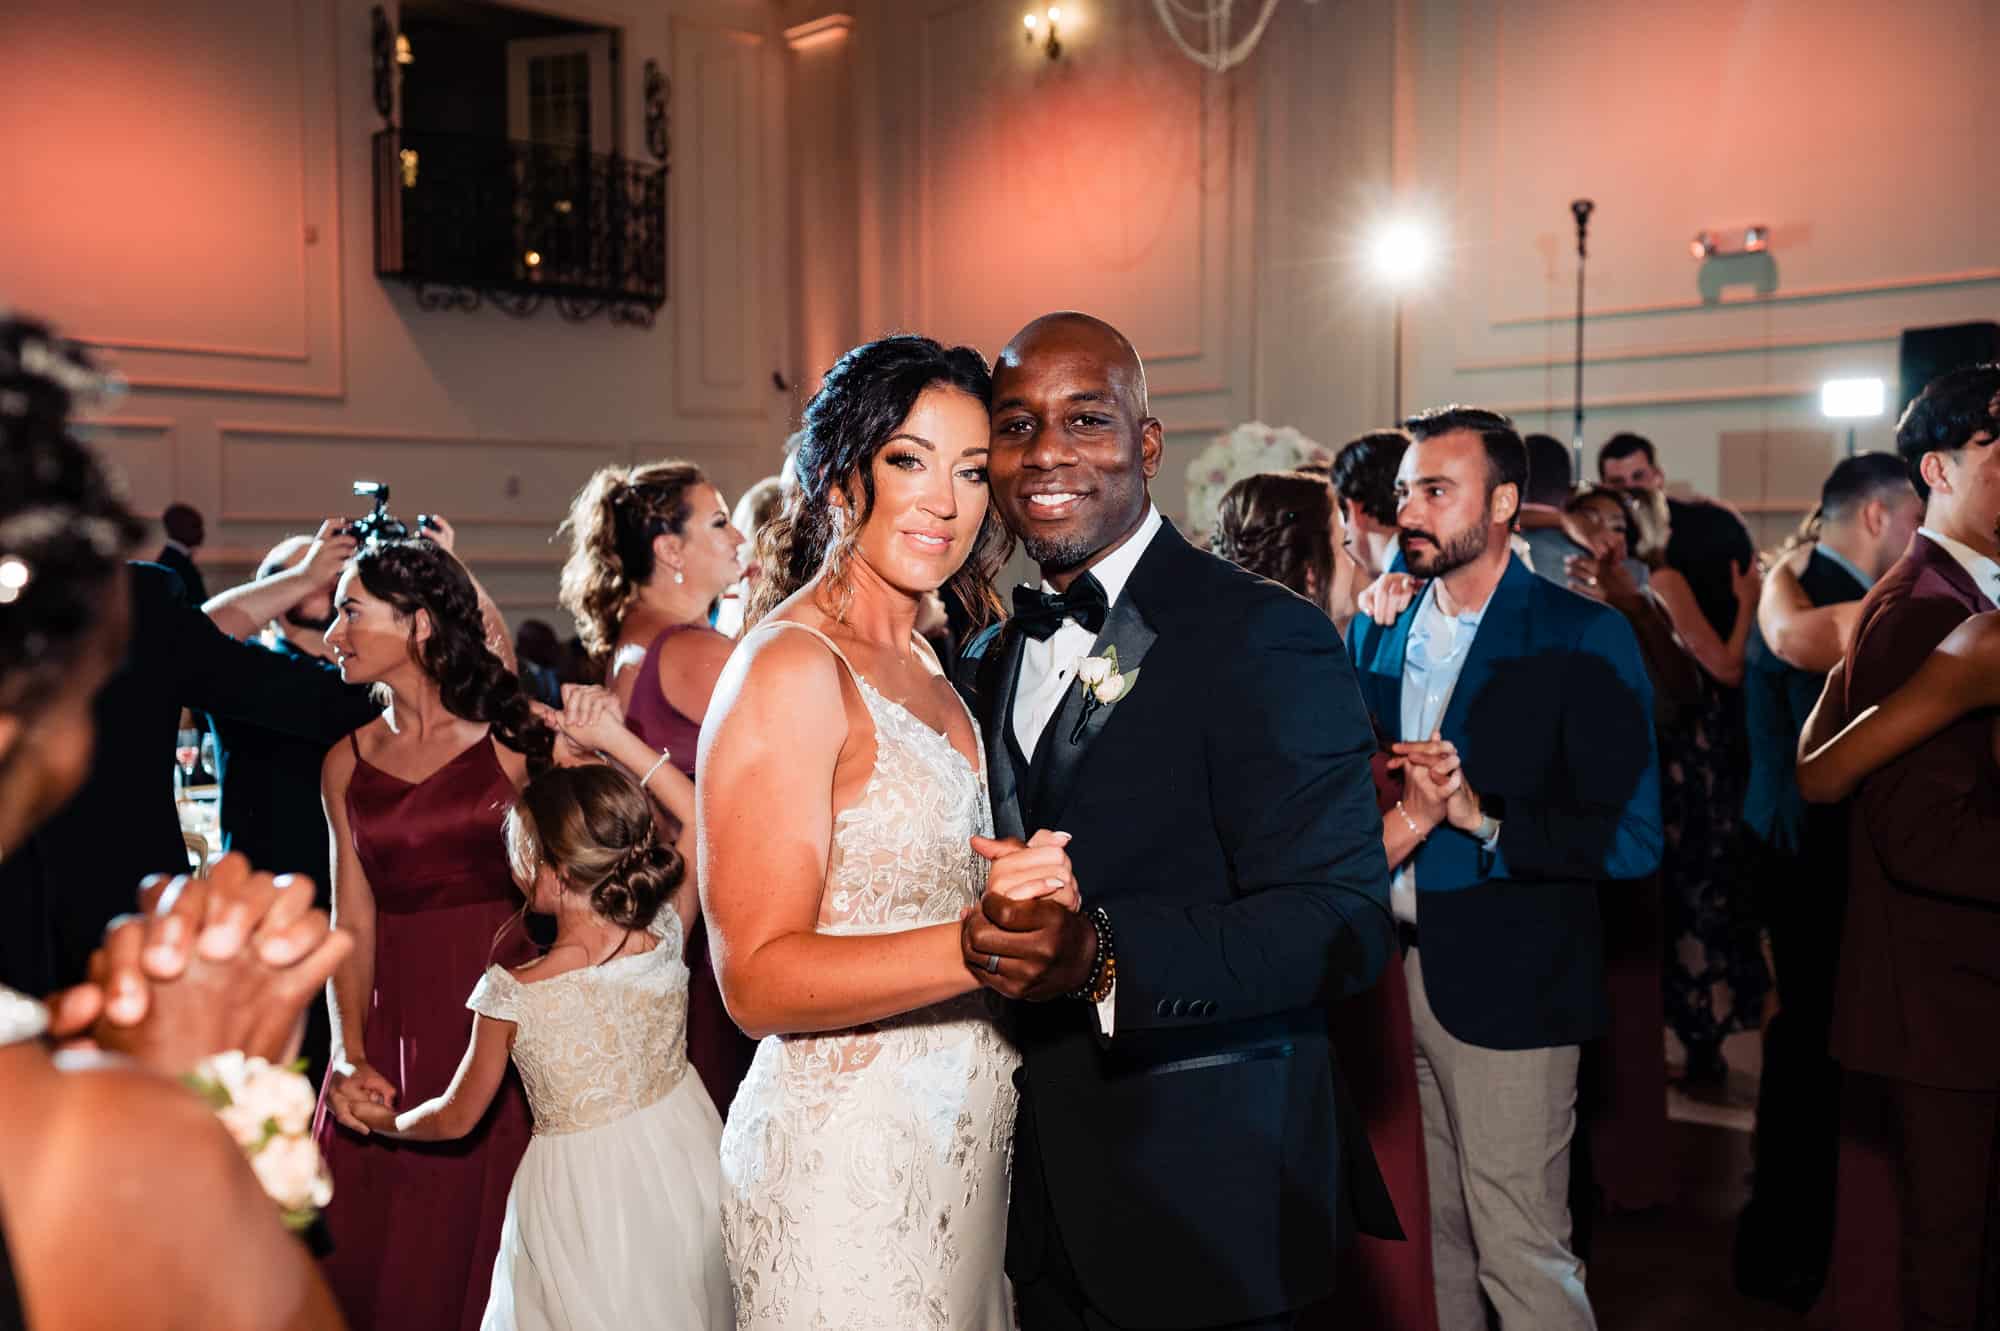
<box><xmin>1570</xmin><ymin>199</ymin><xmax>1594</xmax><ymax>481</ymax></box>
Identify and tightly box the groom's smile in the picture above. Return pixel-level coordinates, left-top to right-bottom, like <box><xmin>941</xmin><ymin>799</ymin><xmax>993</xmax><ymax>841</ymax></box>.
<box><xmin>989</xmin><ymin>313</ymin><xmax>1163</xmax><ymax>589</ymax></box>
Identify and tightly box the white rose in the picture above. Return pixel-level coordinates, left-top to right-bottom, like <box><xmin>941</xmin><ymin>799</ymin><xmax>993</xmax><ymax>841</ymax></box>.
<box><xmin>242</xmin><ymin>1063</ymin><xmax>320</xmax><ymax>1137</ymax></box>
<box><xmin>1094</xmin><ymin>672</ymin><xmax>1127</xmax><ymax>703</ymax></box>
<box><xmin>1076</xmin><ymin>656</ymin><xmax>1112</xmax><ymax>688</ymax></box>
<box><xmin>250</xmin><ymin>1134</ymin><xmax>331</xmax><ymax>1212</ymax></box>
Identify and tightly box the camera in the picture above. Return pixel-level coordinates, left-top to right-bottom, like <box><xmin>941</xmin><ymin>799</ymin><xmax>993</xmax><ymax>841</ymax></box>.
<box><xmin>343</xmin><ymin>481</ymin><xmax>439</xmax><ymax>546</ymax></box>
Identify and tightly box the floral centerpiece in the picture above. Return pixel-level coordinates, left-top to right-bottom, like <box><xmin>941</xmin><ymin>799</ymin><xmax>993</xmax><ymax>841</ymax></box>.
<box><xmin>1183</xmin><ymin>422</ymin><xmax>1331</xmax><ymax>542</ymax></box>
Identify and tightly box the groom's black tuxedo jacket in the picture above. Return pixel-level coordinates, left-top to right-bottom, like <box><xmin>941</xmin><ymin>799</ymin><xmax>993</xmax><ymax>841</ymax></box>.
<box><xmin>959</xmin><ymin>522</ymin><xmax>1400</xmax><ymax>1329</ymax></box>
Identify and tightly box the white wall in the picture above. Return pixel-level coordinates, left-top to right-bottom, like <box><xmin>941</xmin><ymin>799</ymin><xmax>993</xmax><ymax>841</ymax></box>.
<box><xmin>786</xmin><ymin>0</ymin><xmax>2000</xmax><ymax>549</ymax></box>
<box><xmin>0</xmin><ymin>0</ymin><xmax>796</xmax><ymax>630</ymax></box>
<box><xmin>1399</xmin><ymin>0</ymin><xmax>2000</xmax><ymax>544</ymax></box>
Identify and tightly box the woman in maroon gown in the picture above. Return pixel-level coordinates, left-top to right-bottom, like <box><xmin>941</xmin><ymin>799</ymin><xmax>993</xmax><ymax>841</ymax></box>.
<box><xmin>1208</xmin><ymin>471</ymin><xmax>1442</xmax><ymax>1331</ymax></box>
<box><xmin>314</xmin><ymin>539</ymin><xmax>554</xmax><ymax>1331</ymax></box>
<box><xmin>559</xmin><ymin>462</ymin><xmax>753</xmax><ymax>1113</ymax></box>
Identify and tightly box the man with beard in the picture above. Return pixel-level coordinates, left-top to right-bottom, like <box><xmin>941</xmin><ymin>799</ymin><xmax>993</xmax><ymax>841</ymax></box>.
<box><xmin>204</xmin><ymin>523</ymin><xmax>380</xmax><ymax>1084</ymax></box>
<box><xmin>1347</xmin><ymin>406</ymin><xmax>1662</xmax><ymax>1330</ymax></box>
<box><xmin>957</xmin><ymin>312</ymin><xmax>1400</xmax><ymax>1330</ymax></box>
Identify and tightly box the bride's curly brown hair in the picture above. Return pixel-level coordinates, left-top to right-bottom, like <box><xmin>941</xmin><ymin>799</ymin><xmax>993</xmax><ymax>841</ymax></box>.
<box><xmin>352</xmin><ymin>539</ymin><xmax>556</xmax><ymax>770</ymax></box>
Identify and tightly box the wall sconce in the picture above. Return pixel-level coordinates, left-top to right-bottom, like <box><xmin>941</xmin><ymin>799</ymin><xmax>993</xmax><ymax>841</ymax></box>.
<box><xmin>1023</xmin><ymin>6</ymin><xmax>1063</xmax><ymax>60</ymax></box>
<box><xmin>1690</xmin><ymin>224</ymin><xmax>1772</xmax><ymax>260</ymax></box>
<box><xmin>394</xmin><ymin>33</ymin><xmax>414</xmax><ymax>65</ymax></box>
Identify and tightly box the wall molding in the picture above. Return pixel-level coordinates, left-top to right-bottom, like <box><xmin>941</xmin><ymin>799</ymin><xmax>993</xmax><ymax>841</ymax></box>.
<box><xmin>214</xmin><ymin>422</ymin><xmax>632</xmax><ymax>453</ymax></box>
<box><xmin>1456</xmin><ymin>325</ymin><xmax>1904</xmax><ymax>374</ymax></box>
<box><xmin>74</xmin><ymin>0</ymin><xmax>347</xmax><ymax>400</ymax></box>
<box><xmin>1488</xmin><ymin>383</ymin><xmax>1815</xmax><ymax>415</ymax></box>
<box><xmin>1490</xmin><ymin>267</ymin><xmax>2000</xmax><ymax>330</ymax></box>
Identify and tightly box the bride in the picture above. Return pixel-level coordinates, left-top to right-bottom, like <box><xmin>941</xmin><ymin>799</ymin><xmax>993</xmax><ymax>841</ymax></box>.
<box><xmin>697</xmin><ymin>334</ymin><xmax>1075</xmax><ymax>1329</ymax></box>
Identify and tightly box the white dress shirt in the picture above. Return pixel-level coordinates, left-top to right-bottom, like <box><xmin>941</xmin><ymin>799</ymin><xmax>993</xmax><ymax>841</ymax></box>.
<box><xmin>1008</xmin><ymin>503</ymin><xmax>1163</xmax><ymax>1036</ymax></box>
<box><xmin>1391</xmin><ymin>579</ymin><xmax>1490</xmax><ymax>923</ymax></box>
<box><xmin>1918</xmin><ymin>527</ymin><xmax>2000</xmax><ymax>606</ymax></box>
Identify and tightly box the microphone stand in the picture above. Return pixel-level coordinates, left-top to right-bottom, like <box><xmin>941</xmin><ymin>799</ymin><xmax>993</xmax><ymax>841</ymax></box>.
<box><xmin>1570</xmin><ymin>199</ymin><xmax>1594</xmax><ymax>482</ymax></box>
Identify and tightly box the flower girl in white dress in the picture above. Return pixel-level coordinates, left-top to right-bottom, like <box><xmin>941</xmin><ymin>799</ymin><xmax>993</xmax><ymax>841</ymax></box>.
<box><xmin>351</xmin><ymin>762</ymin><xmax>732</xmax><ymax>1331</ymax></box>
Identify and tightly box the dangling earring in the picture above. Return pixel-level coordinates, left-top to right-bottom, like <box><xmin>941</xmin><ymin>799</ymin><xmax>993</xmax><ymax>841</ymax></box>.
<box><xmin>673</xmin><ymin>568</ymin><xmax>685</xmax><ymax>585</ymax></box>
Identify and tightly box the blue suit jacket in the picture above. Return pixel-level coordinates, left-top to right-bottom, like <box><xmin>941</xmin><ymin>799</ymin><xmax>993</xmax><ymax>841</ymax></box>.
<box><xmin>1349</xmin><ymin>555</ymin><xmax>1663</xmax><ymax>1049</ymax></box>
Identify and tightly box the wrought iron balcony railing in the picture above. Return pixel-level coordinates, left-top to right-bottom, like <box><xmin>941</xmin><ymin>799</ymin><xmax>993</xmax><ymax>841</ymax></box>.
<box><xmin>374</xmin><ymin>129</ymin><xmax>666</xmax><ymax>327</ymax></box>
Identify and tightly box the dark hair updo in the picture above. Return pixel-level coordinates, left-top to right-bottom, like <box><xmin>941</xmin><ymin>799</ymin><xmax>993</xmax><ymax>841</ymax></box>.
<box><xmin>351</xmin><ymin>539</ymin><xmax>556</xmax><ymax>769</ymax></box>
<box><xmin>504</xmin><ymin>764</ymin><xmax>683</xmax><ymax>934</ymax></box>
<box><xmin>746</xmin><ymin>335</ymin><xmax>1010</xmax><ymax>628</ymax></box>
<box><xmin>0</xmin><ymin>316</ymin><xmax>146</xmax><ymax>717</ymax></box>
<box><xmin>1208</xmin><ymin>471</ymin><xmax>1337</xmax><ymax>610</ymax></box>
<box><xmin>558</xmin><ymin>460</ymin><xmax>709</xmax><ymax>668</ymax></box>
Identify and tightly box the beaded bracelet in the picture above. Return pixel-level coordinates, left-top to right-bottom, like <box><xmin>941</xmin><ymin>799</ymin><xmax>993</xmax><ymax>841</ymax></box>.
<box><xmin>1393</xmin><ymin>799</ymin><xmax>1423</xmax><ymax>838</ymax></box>
<box><xmin>639</xmin><ymin>747</ymin><xmax>674</xmax><ymax>786</ymax></box>
<box><xmin>1071</xmin><ymin>905</ymin><xmax>1117</xmax><ymax>1004</ymax></box>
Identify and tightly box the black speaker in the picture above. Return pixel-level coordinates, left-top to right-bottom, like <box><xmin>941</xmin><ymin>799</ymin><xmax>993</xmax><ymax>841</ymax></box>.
<box><xmin>1898</xmin><ymin>321</ymin><xmax>2000</xmax><ymax>417</ymax></box>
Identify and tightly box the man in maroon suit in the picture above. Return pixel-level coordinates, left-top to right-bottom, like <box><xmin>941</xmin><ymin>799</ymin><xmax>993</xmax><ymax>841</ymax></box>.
<box><xmin>1839</xmin><ymin>363</ymin><xmax>2000</xmax><ymax>1330</ymax></box>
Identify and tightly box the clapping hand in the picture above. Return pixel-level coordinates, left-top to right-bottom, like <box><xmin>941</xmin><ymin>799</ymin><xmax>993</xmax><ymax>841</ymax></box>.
<box><xmin>47</xmin><ymin>855</ymin><xmax>353</xmax><ymax>1078</ymax></box>
<box><xmin>1389</xmin><ymin>732</ymin><xmax>1483</xmax><ymax>834</ymax></box>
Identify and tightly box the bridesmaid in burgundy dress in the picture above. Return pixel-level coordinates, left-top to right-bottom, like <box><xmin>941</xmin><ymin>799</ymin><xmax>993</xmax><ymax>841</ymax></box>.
<box><xmin>314</xmin><ymin>539</ymin><xmax>555</xmax><ymax>1331</ymax></box>
<box><xmin>559</xmin><ymin>462</ymin><xmax>753</xmax><ymax>1113</ymax></box>
<box><xmin>1208</xmin><ymin>472</ymin><xmax>1442</xmax><ymax>1331</ymax></box>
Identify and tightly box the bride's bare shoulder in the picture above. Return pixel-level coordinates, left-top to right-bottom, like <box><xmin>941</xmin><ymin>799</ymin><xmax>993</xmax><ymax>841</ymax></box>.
<box><xmin>713</xmin><ymin>616</ymin><xmax>849</xmax><ymax>715</ymax></box>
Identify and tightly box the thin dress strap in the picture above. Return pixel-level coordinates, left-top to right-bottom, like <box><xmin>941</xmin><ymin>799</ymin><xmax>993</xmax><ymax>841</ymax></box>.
<box><xmin>753</xmin><ymin>619</ymin><xmax>861</xmax><ymax>678</ymax></box>
<box><xmin>348</xmin><ymin>730</ymin><xmax>363</xmax><ymax>760</ymax></box>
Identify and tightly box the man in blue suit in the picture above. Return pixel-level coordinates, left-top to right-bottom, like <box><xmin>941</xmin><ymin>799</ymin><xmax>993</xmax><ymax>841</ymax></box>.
<box><xmin>1348</xmin><ymin>406</ymin><xmax>1663</xmax><ymax>1331</ymax></box>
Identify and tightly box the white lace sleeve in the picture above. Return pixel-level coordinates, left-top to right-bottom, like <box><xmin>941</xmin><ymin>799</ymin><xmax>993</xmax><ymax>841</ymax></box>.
<box><xmin>467</xmin><ymin>965</ymin><xmax>522</xmax><ymax>1023</ymax></box>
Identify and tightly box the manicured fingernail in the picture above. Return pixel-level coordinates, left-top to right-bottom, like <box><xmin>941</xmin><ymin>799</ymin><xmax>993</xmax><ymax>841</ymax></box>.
<box><xmin>109</xmin><ymin>981</ymin><xmax>143</xmax><ymax>1023</ymax></box>
<box><xmin>1053</xmin><ymin>832</ymin><xmax>1072</xmax><ymax>844</ymax></box>
<box><xmin>1047</xmin><ymin>878</ymin><xmax>1067</xmax><ymax>889</ymax></box>
<box><xmin>197</xmin><ymin>919</ymin><xmax>245</xmax><ymax>959</ymax></box>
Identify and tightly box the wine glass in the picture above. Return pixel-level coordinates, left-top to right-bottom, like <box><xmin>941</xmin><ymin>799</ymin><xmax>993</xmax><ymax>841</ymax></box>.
<box><xmin>174</xmin><ymin>727</ymin><xmax>201</xmax><ymax>796</ymax></box>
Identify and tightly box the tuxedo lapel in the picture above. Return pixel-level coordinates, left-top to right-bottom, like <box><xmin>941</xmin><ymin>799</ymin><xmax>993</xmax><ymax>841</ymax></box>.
<box><xmin>984</xmin><ymin>624</ymin><xmax>1029</xmax><ymax>840</ymax></box>
<box><xmin>1024</xmin><ymin>558</ymin><xmax>1163</xmax><ymax>831</ymax></box>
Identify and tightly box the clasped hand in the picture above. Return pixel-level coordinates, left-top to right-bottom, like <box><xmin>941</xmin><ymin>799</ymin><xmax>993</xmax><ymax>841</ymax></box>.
<box><xmin>45</xmin><ymin>854</ymin><xmax>352</xmax><ymax>1078</ymax></box>
<box><xmin>1388</xmin><ymin>731</ymin><xmax>1484</xmax><ymax>834</ymax></box>
<box><xmin>959</xmin><ymin>829</ymin><xmax>1098</xmax><ymax>1001</ymax></box>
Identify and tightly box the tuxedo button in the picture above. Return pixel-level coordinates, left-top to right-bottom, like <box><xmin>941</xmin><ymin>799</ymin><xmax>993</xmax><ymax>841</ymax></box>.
<box><xmin>1169</xmin><ymin>999</ymin><xmax>1186</xmax><ymax>1017</ymax></box>
<box><xmin>1197</xmin><ymin>1001</ymin><xmax>1215</xmax><ymax>1017</ymax></box>
<box><xmin>1155</xmin><ymin>998</ymin><xmax>1172</xmax><ymax>1017</ymax></box>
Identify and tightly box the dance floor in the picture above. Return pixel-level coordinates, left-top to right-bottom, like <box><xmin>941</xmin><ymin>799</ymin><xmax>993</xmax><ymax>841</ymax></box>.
<box><xmin>1592</xmin><ymin>1032</ymin><xmax>1820</xmax><ymax>1331</ymax></box>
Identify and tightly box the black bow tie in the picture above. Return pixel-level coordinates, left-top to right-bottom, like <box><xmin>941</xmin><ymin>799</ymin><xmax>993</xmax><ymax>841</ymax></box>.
<box><xmin>1011</xmin><ymin>573</ymin><xmax>1109</xmax><ymax>641</ymax></box>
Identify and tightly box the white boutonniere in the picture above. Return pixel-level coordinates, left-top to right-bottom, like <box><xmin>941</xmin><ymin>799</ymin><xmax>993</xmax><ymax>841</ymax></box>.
<box><xmin>1070</xmin><ymin>647</ymin><xmax>1140</xmax><ymax>741</ymax></box>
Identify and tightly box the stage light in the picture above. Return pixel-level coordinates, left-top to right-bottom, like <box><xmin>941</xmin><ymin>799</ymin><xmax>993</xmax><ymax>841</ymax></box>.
<box><xmin>1821</xmin><ymin>377</ymin><xmax>1885</xmax><ymax>420</ymax></box>
<box><xmin>524</xmin><ymin>250</ymin><xmax>543</xmax><ymax>269</ymax></box>
<box><xmin>1690</xmin><ymin>231</ymin><xmax>1717</xmax><ymax>260</ymax></box>
<box><xmin>1743</xmin><ymin>224</ymin><xmax>1768</xmax><ymax>253</ymax></box>
<box><xmin>1369</xmin><ymin>219</ymin><xmax>1431</xmax><ymax>286</ymax></box>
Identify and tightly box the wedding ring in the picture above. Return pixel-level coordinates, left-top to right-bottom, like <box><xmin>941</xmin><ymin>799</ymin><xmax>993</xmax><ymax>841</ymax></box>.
<box><xmin>984</xmin><ymin>952</ymin><xmax>1002</xmax><ymax>974</ymax></box>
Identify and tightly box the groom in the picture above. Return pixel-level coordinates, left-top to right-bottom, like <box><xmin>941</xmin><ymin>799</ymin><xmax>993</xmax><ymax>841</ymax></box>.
<box><xmin>958</xmin><ymin>312</ymin><xmax>1400</xmax><ymax>1330</ymax></box>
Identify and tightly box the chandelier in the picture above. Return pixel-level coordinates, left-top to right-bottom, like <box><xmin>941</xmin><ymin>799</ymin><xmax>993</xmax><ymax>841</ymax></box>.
<box><xmin>1150</xmin><ymin>0</ymin><xmax>1286</xmax><ymax>73</ymax></box>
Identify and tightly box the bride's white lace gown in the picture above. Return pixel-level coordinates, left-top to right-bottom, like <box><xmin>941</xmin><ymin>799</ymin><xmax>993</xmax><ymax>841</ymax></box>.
<box><xmin>719</xmin><ymin>622</ymin><xmax>1020</xmax><ymax>1330</ymax></box>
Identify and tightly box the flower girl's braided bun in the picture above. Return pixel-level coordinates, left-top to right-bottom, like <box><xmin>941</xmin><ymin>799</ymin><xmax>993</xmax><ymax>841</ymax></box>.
<box><xmin>504</xmin><ymin>764</ymin><xmax>683</xmax><ymax>934</ymax></box>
